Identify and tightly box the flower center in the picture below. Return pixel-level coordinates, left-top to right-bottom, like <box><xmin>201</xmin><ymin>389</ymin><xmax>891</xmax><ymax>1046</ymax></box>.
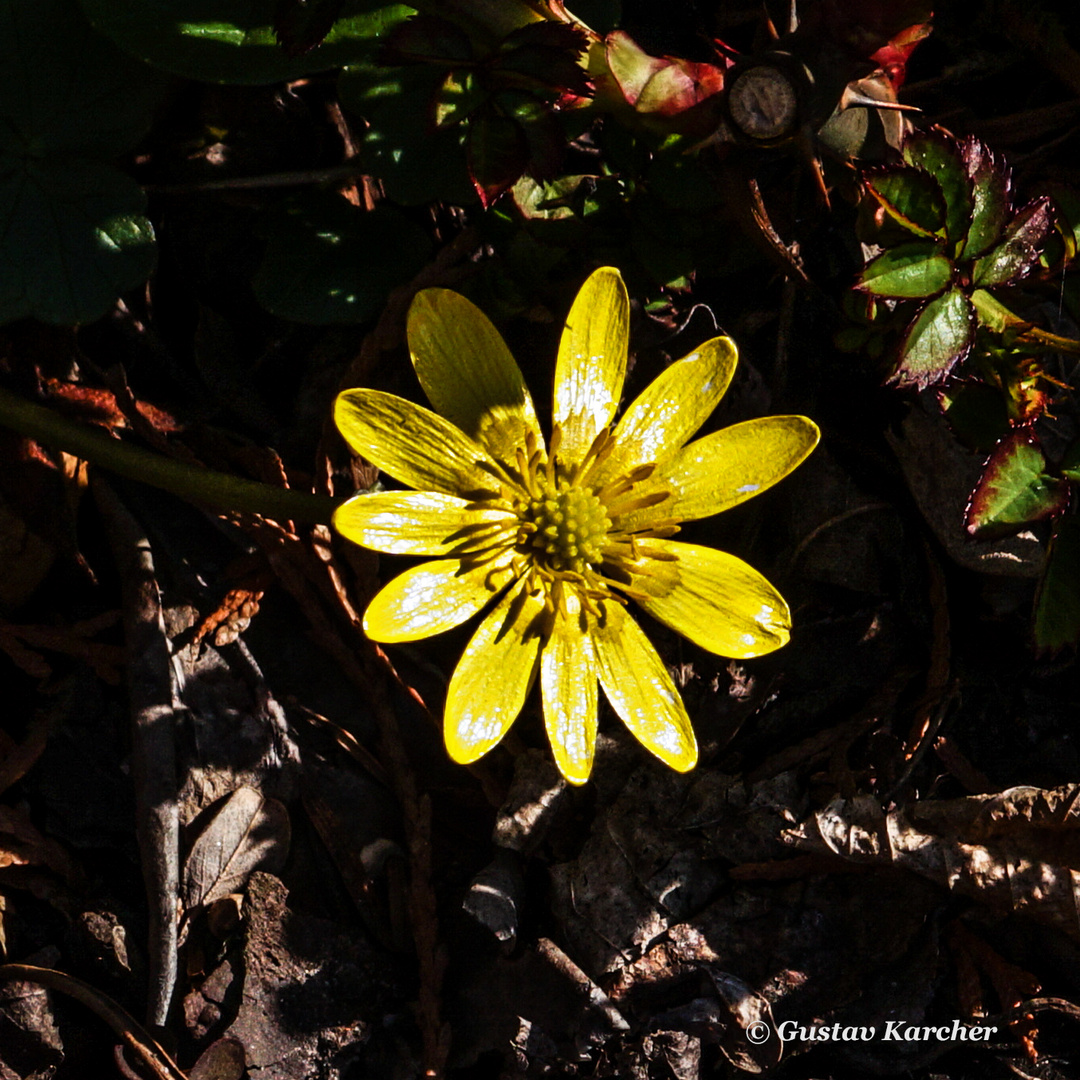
<box><xmin>525</xmin><ymin>478</ymin><xmax>611</xmax><ymax>576</ymax></box>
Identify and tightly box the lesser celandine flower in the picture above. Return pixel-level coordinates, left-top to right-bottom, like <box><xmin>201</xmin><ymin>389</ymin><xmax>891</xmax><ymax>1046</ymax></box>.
<box><xmin>333</xmin><ymin>268</ymin><xmax>819</xmax><ymax>783</ymax></box>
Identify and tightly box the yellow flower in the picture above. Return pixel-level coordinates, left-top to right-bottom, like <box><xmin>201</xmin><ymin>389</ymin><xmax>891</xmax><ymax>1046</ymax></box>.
<box><xmin>333</xmin><ymin>268</ymin><xmax>819</xmax><ymax>784</ymax></box>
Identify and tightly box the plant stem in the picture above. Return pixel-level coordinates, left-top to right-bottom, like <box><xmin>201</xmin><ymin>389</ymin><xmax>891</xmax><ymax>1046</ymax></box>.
<box><xmin>0</xmin><ymin>386</ymin><xmax>338</xmax><ymax>524</ymax></box>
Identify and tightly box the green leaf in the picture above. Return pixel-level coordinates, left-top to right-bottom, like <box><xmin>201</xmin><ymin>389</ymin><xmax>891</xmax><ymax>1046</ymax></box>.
<box><xmin>1034</xmin><ymin>514</ymin><xmax>1080</xmax><ymax>652</ymax></box>
<box><xmin>274</xmin><ymin>0</ymin><xmax>345</xmax><ymax>57</ymax></box>
<box><xmin>858</xmin><ymin>242</ymin><xmax>952</xmax><ymax>298</ymax></box>
<box><xmin>80</xmin><ymin>0</ymin><xmax>413</xmax><ymax>84</ymax></box>
<box><xmin>3</xmin><ymin>0</ymin><xmax>167</xmax><ymax>158</ymax></box>
<box><xmin>891</xmin><ymin>286</ymin><xmax>974</xmax><ymax>388</ymax></box>
<box><xmin>0</xmin><ymin>159</ymin><xmax>156</xmax><ymax>326</ymax></box>
<box><xmin>433</xmin><ymin>70</ymin><xmax>485</xmax><ymax>127</ymax></box>
<box><xmin>959</xmin><ymin>137</ymin><xmax>1010</xmax><ymax>260</ymax></box>
<box><xmin>972</xmin><ymin>197</ymin><xmax>1054</xmax><ymax>288</ymax></box>
<box><xmin>0</xmin><ymin>0</ymin><xmax>164</xmax><ymax>325</ymax></box>
<box><xmin>903</xmin><ymin>130</ymin><xmax>973</xmax><ymax>250</ymax></box>
<box><xmin>340</xmin><ymin>62</ymin><xmax>474</xmax><ymax>205</ymax></box>
<box><xmin>252</xmin><ymin>194</ymin><xmax>431</xmax><ymax>324</ymax></box>
<box><xmin>965</xmin><ymin>430</ymin><xmax>1068</xmax><ymax>535</ymax></box>
<box><xmin>863</xmin><ymin>167</ymin><xmax>946</xmax><ymax>238</ymax></box>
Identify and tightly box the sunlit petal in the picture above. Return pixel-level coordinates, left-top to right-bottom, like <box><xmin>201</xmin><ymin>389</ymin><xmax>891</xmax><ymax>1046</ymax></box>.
<box><xmin>633</xmin><ymin>540</ymin><xmax>790</xmax><ymax>657</ymax></box>
<box><xmin>553</xmin><ymin>267</ymin><xmax>629</xmax><ymax>466</ymax></box>
<box><xmin>594</xmin><ymin>336</ymin><xmax>738</xmax><ymax>485</ymax></box>
<box><xmin>408</xmin><ymin>289</ymin><xmax>544</xmax><ymax>462</ymax></box>
<box><xmin>541</xmin><ymin>593</ymin><xmax>598</xmax><ymax>785</ymax></box>
<box><xmin>333</xmin><ymin>491</ymin><xmax>516</xmax><ymax>556</ymax></box>
<box><xmin>335</xmin><ymin>389</ymin><xmax>502</xmax><ymax>498</ymax></box>
<box><xmin>592</xmin><ymin>601</ymin><xmax>697</xmax><ymax>772</ymax></box>
<box><xmin>612</xmin><ymin>415</ymin><xmax>820</xmax><ymax>531</ymax></box>
<box><xmin>444</xmin><ymin>578</ymin><xmax>546</xmax><ymax>764</ymax></box>
<box><xmin>363</xmin><ymin>551</ymin><xmax>513</xmax><ymax>642</ymax></box>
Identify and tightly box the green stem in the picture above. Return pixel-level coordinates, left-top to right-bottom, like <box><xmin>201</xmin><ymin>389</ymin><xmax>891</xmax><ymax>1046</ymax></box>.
<box><xmin>971</xmin><ymin>289</ymin><xmax>1080</xmax><ymax>355</ymax></box>
<box><xmin>0</xmin><ymin>386</ymin><xmax>339</xmax><ymax>524</ymax></box>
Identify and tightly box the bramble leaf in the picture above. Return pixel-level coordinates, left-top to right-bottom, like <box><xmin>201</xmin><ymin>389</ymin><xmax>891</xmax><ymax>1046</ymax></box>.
<box><xmin>468</xmin><ymin>110</ymin><xmax>529</xmax><ymax>207</ymax></box>
<box><xmin>972</xmin><ymin>197</ymin><xmax>1054</xmax><ymax>288</ymax></box>
<box><xmin>903</xmin><ymin>130</ymin><xmax>973</xmax><ymax>248</ymax></box>
<box><xmin>965</xmin><ymin>430</ymin><xmax>1068</xmax><ymax>535</ymax></box>
<box><xmin>891</xmin><ymin>287</ymin><xmax>975</xmax><ymax>388</ymax></box>
<box><xmin>959</xmin><ymin>137</ymin><xmax>1010</xmax><ymax>260</ymax></box>
<box><xmin>858</xmin><ymin>242</ymin><xmax>952</xmax><ymax>298</ymax></box>
<box><xmin>863</xmin><ymin>167</ymin><xmax>946</xmax><ymax>238</ymax></box>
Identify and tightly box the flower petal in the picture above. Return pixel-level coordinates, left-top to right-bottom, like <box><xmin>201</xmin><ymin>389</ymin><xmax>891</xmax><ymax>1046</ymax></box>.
<box><xmin>633</xmin><ymin>540</ymin><xmax>791</xmax><ymax>658</ymax></box>
<box><xmin>613</xmin><ymin>415</ymin><xmax>820</xmax><ymax>531</ymax></box>
<box><xmin>334</xmin><ymin>491</ymin><xmax>515</xmax><ymax>557</ymax></box>
<box><xmin>595</xmin><ymin>335</ymin><xmax>738</xmax><ymax>484</ymax></box>
<box><xmin>408</xmin><ymin>289</ymin><xmax>544</xmax><ymax>462</ymax></box>
<box><xmin>335</xmin><ymin>389</ymin><xmax>501</xmax><ymax>498</ymax></box>
<box><xmin>363</xmin><ymin>552</ymin><xmax>514</xmax><ymax>642</ymax></box>
<box><xmin>444</xmin><ymin>578</ymin><xmax>546</xmax><ymax>764</ymax></box>
<box><xmin>541</xmin><ymin>593</ymin><xmax>598</xmax><ymax>785</ymax></box>
<box><xmin>553</xmin><ymin>267</ymin><xmax>629</xmax><ymax>466</ymax></box>
<box><xmin>592</xmin><ymin>601</ymin><xmax>697</xmax><ymax>772</ymax></box>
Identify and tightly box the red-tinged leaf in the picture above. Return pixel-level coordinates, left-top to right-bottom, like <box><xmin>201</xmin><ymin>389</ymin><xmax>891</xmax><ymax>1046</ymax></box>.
<box><xmin>385</xmin><ymin>15</ymin><xmax>473</xmax><ymax>64</ymax></box>
<box><xmin>960</xmin><ymin>137</ymin><xmax>1011</xmax><ymax>260</ymax></box>
<box><xmin>869</xmin><ymin>21</ymin><xmax>933</xmax><ymax>88</ymax></box>
<box><xmin>467</xmin><ymin>112</ymin><xmax>529</xmax><ymax>207</ymax></box>
<box><xmin>891</xmin><ymin>286</ymin><xmax>975</xmax><ymax>388</ymax></box>
<box><xmin>273</xmin><ymin>0</ymin><xmax>345</xmax><ymax>58</ymax></box>
<box><xmin>494</xmin><ymin>43</ymin><xmax>593</xmax><ymax>99</ymax></box>
<box><xmin>864</xmin><ymin>166</ymin><xmax>947</xmax><ymax>238</ymax></box>
<box><xmin>820</xmin><ymin>0</ymin><xmax>934</xmax><ymax>57</ymax></box>
<box><xmin>605</xmin><ymin>30</ymin><xmax>726</xmax><ymax>116</ymax></box>
<box><xmin>858</xmin><ymin>242</ymin><xmax>952</xmax><ymax>298</ymax></box>
<box><xmin>965</xmin><ymin>429</ymin><xmax>1069</xmax><ymax>536</ymax></box>
<box><xmin>500</xmin><ymin>20</ymin><xmax>590</xmax><ymax>55</ymax></box>
<box><xmin>973</xmin><ymin>197</ymin><xmax>1054</xmax><ymax>288</ymax></box>
<box><xmin>1034</xmin><ymin>515</ymin><xmax>1080</xmax><ymax>652</ymax></box>
<box><xmin>903</xmin><ymin>130</ymin><xmax>974</xmax><ymax>250</ymax></box>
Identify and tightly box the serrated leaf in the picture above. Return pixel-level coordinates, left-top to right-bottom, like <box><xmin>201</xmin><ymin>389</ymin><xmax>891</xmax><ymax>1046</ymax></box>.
<box><xmin>1034</xmin><ymin>514</ymin><xmax>1080</xmax><ymax>652</ymax></box>
<box><xmin>891</xmin><ymin>286</ymin><xmax>975</xmax><ymax>388</ymax></box>
<box><xmin>864</xmin><ymin>167</ymin><xmax>947</xmax><ymax>238</ymax></box>
<box><xmin>965</xmin><ymin>430</ymin><xmax>1068</xmax><ymax>535</ymax></box>
<box><xmin>467</xmin><ymin>111</ymin><xmax>529</xmax><ymax>207</ymax></box>
<box><xmin>384</xmin><ymin>12</ymin><xmax>472</xmax><ymax>63</ymax></box>
<box><xmin>959</xmin><ymin>137</ymin><xmax>1010</xmax><ymax>260</ymax></box>
<box><xmin>252</xmin><ymin>193</ymin><xmax>431</xmax><ymax>324</ymax></box>
<box><xmin>81</xmin><ymin>0</ymin><xmax>414</xmax><ymax>85</ymax></box>
<box><xmin>972</xmin><ymin>197</ymin><xmax>1054</xmax><ymax>288</ymax></box>
<box><xmin>858</xmin><ymin>242</ymin><xmax>952</xmax><ymax>298</ymax></box>
<box><xmin>182</xmin><ymin>786</ymin><xmax>290</xmax><ymax>912</ymax></box>
<box><xmin>903</xmin><ymin>130</ymin><xmax>973</xmax><ymax>249</ymax></box>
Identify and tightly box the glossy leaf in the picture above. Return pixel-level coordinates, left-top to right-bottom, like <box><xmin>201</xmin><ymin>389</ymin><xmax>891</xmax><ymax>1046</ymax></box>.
<box><xmin>863</xmin><ymin>167</ymin><xmax>946</xmax><ymax>238</ymax></box>
<box><xmin>605</xmin><ymin>30</ymin><xmax>725</xmax><ymax>118</ymax></box>
<box><xmin>434</xmin><ymin>70</ymin><xmax>485</xmax><ymax>128</ymax></box>
<box><xmin>81</xmin><ymin>0</ymin><xmax>413</xmax><ymax>84</ymax></box>
<box><xmin>965</xmin><ymin>430</ymin><xmax>1068</xmax><ymax>535</ymax></box>
<box><xmin>891</xmin><ymin>287</ymin><xmax>975</xmax><ymax>388</ymax></box>
<box><xmin>903</xmin><ymin>130</ymin><xmax>973</xmax><ymax>249</ymax></box>
<box><xmin>1062</xmin><ymin>439</ymin><xmax>1080</xmax><ymax>483</ymax></box>
<box><xmin>384</xmin><ymin>13</ymin><xmax>472</xmax><ymax>62</ymax></box>
<box><xmin>252</xmin><ymin>194</ymin><xmax>431</xmax><ymax>324</ymax></box>
<box><xmin>959</xmin><ymin>137</ymin><xmax>1011</xmax><ymax>260</ymax></box>
<box><xmin>1034</xmin><ymin>515</ymin><xmax>1080</xmax><ymax>651</ymax></box>
<box><xmin>858</xmin><ymin>242</ymin><xmax>952</xmax><ymax>298</ymax></box>
<box><xmin>972</xmin><ymin>197</ymin><xmax>1054</xmax><ymax>288</ymax></box>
